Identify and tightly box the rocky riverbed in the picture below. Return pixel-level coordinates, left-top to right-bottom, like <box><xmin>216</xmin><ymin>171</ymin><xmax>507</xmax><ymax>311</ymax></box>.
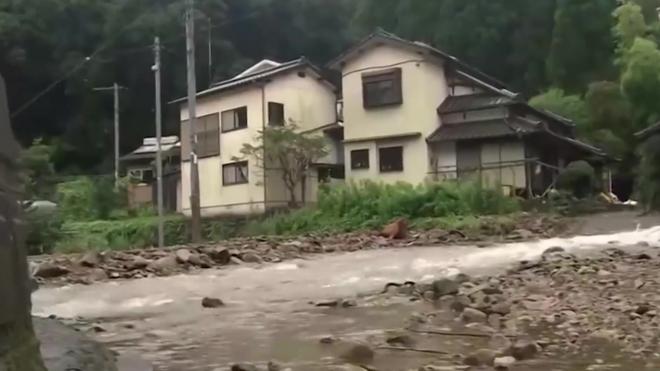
<box><xmin>30</xmin><ymin>214</ymin><xmax>565</xmax><ymax>286</ymax></box>
<box><xmin>314</xmin><ymin>241</ymin><xmax>660</xmax><ymax>371</ymax></box>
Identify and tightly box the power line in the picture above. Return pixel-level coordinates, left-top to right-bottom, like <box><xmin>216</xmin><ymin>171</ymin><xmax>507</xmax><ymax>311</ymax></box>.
<box><xmin>10</xmin><ymin>4</ymin><xmax>270</xmax><ymax>119</ymax></box>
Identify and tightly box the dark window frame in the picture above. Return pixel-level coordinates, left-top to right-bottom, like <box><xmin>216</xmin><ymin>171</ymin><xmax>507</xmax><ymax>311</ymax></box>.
<box><xmin>222</xmin><ymin>161</ymin><xmax>249</xmax><ymax>186</ymax></box>
<box><xmin>268</xmin><ymin>102</ymin><xmax>285</xmax><ymax>126</ymax></box>
<box><xmin>350</xmin><ymin>149</ymin><xmax>370</xmax><ymax>170</ymax></box>
<box><xmin>362</xmin><ymin>68</ymin><xmax>403</xmax><ymax>109</ymax></box>
<box><xmin>378</xmin><ymin>146</ymin><xmax>404</xmax><ymax>173</ymax></box>
<box><xmin>221</xmin><ymin>106</ymin><xmax>248</xmax><ymax>133</ymax></box>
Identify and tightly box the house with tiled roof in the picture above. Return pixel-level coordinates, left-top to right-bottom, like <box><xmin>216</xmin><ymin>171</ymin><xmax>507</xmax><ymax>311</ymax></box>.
<box><xmin>330</xmin><ymin>30</ymin><xmax>608</xmax><ymax>197</ymax></box>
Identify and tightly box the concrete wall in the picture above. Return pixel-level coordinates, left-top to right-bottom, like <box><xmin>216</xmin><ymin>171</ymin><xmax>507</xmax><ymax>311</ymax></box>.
<box><xmin>342</xmin><ymin>44</ymin><xmax>448</xmax><ymax>185</ymax></box>
<box><xmin>180</xmin><ymin>67</ymin><xmax>336</xmax><ymax>216</ymax></box>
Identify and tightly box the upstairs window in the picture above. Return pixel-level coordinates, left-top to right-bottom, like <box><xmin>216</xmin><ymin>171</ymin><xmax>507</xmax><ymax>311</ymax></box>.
<box><xmin>268</xmin><ymin>102</ymin><xmax>285</xmax><ymax>126</ymax></box>
<box><xmin>362</xmin><ymin>68</ymin><xmax>402</xmax><ymax>108</ymax></box>
<box><xmin>379</xmin><ymin>146</ymin><xmax>403</xmax><ymax>173</ymax></box>
<box><xmin>350</xmin><ymin>149</ymin><xmax>370</xmax><ymax>170</ymax></box>
<box><xmin>222</xmin><ymin>161</ymin><xmax>249</xmax><ymax>185</ymax></box>
<box><xmin>221</xmin><ymin>106</ymin><xmax>248</xmax><ymax>132</ymax></box>
<box><xmin>181</xmin><ymin>113</ymin><xmax>220</xmax><ymax>160</ymax></box>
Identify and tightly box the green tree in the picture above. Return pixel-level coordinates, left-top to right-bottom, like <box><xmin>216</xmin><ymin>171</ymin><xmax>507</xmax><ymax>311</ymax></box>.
<box><xmin>638</xmin><ymin>135</ymin><xmax>660</xmax><ymax>210</ymax></box>
<box><xmin>19</xmin><ymin>138</ymin><xmax>56</xmax><ymax>200</ymax></box>
<box><xmin>238</xmin><ymin>123</ymin><xmax>328</xmax><ymax>207</ymax></box>
<box><xmin>620</xmin><ymin>37</ymin><xmax>660</xmax><ymax>122</ymax></box>
<box><xmin>529</xmin><ymin>88</ymin><xmax>589</xmax><ymax>129</ymax></box>
<box><xmin>547</xmin><ymin>0</ymin><xmax>617</xmax><ymax>92</ymax></box>
<box><xmin>613</xmin><ymin>2</ymin><xmax>648</xmax><ymax>53</ymax></box>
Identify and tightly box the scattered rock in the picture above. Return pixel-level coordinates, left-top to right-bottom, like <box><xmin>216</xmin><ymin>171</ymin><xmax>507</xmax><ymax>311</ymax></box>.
<box><xmin>87</xmin><ymin>268</ymin><xmax>108</xmax><ymax>281</ymax></box>
<box><xmin>175</xmin><ymin>249</ymin><xmax>192</xmax><ymax>263</ymax></box>
<box><xmin>635</xmin><ymin>303</ymin><xmax>651</xmax><ymax>315</ymax></box>
<box><xmin>147</xmin><ymin>255</ymin><xmax>178</xmax><ymax>273</ymax></box>
<box><xmin>341</xmin><ymin>299</ymin><xmax>357</xmax><ymax>308</ymax></box>
<box><xmin>340</xmin><ymin>343</ymin><xmax>374</xmax><ymax>365</ymax></box>
<box><xmin>380</xmin><ymin>218</ymin><xmax>408</xmax><ymax>239</ymax></box>
<box><xmin>464</xmin><ymin>348</ymin><xmax>496</xmax><ymax>366</ymax></box>
<box><xmin>207</xmin><ymin>247</ymin><xmax>231</xmax><ymax>264</ymax></box>
<box><xmin>494</xmin><ymin>356</ymin><xmax>516</xmax><ymax>370</ymax></box>
<box><xmin>267</xmin><ymin>361</ymin><xmax>281</xmax><ymax>371</ymax></box>
<box><xmin>230</xmin><ymin>256</ymin><xmax>244</xmax><ymax>265</ymax></box>
<box><xmin>127</xmin><ymin>256</ymin><xmax>150</xmax><ymax>270</ymax></box>
<box><xmin>385</xmin><ymin>332</ymin><xmax>416</xmax><ymax>347</ymax></box>
<box><xmin>241</xmin><ymin>251</ymin><xmax>264</xmax><ymax>264</ymax></box>
<box><xmin>432</xmin><ymin>278</ymin><xmax>459</xmax><ymax>298</ymax></box>
<box><xmin>34</xmin><ymin>263</ymin><xmax>70</xmax><ymax>278</ymax></box>
<box><xmin>490</xmin><ymin>302</ymin><xmax>511</xmax><ymax>315</ymax></box>
<box><xmin>187</xmin><ymin>253</ymin><xmax>211</xmax><ymax>268</ymax></box>
<box><xmin>510</xmin><ymin>340</ymin><xmax>539</xmax><ymax>360</ymax></box>
<box><xmin>231</xmin><ymin>363</ymin><xmax>259</xmax><ymax>371</ymax></box>
<box><xmin>79</xmin><ymin>251</ymin><xmax>102</xmax><ymax>267</ymax></box>
<box><xmin>635</xmin><ymin>253</ymin><xmax>652</xmax><ymax>260</ymax></box>
<box><xmin>91</xmin><ymin>324</ymin><xmax>106</xmax><ymax>333</ymax></box>
<box><xmin>542</xmin><ymin>246</ymin><xmax>565</xmax><ymax>256</ymax></box>
<box><xmin>461</xmin><ymin>308</ymin><xmax>488</xmax><ymax>323</ymax></box>
<box><xmin>489</xmin><ymin>334</ymin><xmax>512</xmax><ymax>352</ymax></box>
<box><xmin>320</xmin><ymin>336</ymin><xmax>335</xmax><ymax>344</ymax></box>
<box><xmin>201</xmin><ymin>297</ymin><xmax>225</xmax><ymax>308</ymax></box>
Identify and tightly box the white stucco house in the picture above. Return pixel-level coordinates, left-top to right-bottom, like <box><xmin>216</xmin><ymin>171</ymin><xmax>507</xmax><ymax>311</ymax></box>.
<box><xmin>329</xmin><ymin>30</ymin><xmax>608</xmax><ymax>197</ymax></box>
<box><xmin>173</xmin><ymin>58</ymin><xmax>342</xmax><ymax>217</ymax></box>
<box><xmin>175</xmin><ymin>30</ymin><xmax>608</xmax><ymax>217</ymax></box>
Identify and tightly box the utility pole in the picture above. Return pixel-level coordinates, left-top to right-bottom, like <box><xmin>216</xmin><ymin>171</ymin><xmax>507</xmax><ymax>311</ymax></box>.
<box><xmin>153</xmin><ymin>36</ymin><xmax>165</xmax><ymax>248</ymax></box>
<box><xmin>93</xmin><ymin>83</ymin><xmax>124</xmax><ymax>186</ymax></box>
<box><xmin>186</xmin><ymin>0</ymin><xmax>202</xmax><ymax>242</ymax></box>
<box><xmin>208</xmin><ymin>16</ymin><xmax>213</xmax><ymax>86</ymax></box>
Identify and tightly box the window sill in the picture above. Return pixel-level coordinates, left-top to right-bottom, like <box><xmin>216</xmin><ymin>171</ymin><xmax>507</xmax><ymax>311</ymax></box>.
<box><xmin>222</xmin><ymin>181</ymin><xmax>249</xmax><ymax>187</ymax></box>
<box><xmin>221</xmin><ymin>126</ymin><xmax>248</xmax><ymax>134</ymax></box>
<box><xmin>181</xmin><ymin>153</ymin><xmax>220</xmax><ymax>162</ymax></box>
<box><xmin>380</xmin><ymin>169</ymin><xmax>404</xmax><ymax>173</ymax></box>
<box><xmin>364</xmin><ymin>101</ymin><xmax>402</xmax><ymax>110</ymax></box>
<box><xmin>351</xmin><ymin>167</ymin><xmax>370</xmax><ymax>171</ymax></box>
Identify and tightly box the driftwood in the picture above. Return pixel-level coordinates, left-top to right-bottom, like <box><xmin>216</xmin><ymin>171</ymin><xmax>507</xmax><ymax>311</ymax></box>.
<box><xmin>376</xmin><ymin>346</ymin><xmax>450</xmax><ymax>355</ymax></box>
<box><xmin>408</xmin><ymin>328</ymin><xmax>515</xmax><ymax>339</ymax></box>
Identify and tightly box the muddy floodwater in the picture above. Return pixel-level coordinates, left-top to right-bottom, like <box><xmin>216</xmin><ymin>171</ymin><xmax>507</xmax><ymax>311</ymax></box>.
<box><xmin>33</xmin><ymin>223</ymin><xmax>660</xmax><ymax>371</ymax></box>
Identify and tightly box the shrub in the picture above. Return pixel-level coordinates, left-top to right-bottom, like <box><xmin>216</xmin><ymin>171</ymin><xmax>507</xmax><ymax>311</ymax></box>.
<box><xmin>638</xmin><ymin>135</ymin><xmax>660</xmax><ymax>211</ymax></box>
<box><xmin>56</xmin><ymin>176</ymin><xmax>126</xmax><ymax>221</ymax></box>
<box><xmin>24</xmin><ymin>206</ymin><xmax>63</xmax><ymax>255</ymax></box>
<box><xmin>557</xmin><ymin>161</ymin><xmax>598</xmax><ymax>198</ymax></box>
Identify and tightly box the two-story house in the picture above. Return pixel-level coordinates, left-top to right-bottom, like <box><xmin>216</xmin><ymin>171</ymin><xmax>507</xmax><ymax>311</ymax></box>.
<box><xmin>330</xmin><ymin>30</ymin><xmax>608</xmax><ymax>196</ymax></box>
<box><xmin>174</xmin><ymin>58</ymin><xmax>340</xmax><ymax>217</ymax></box>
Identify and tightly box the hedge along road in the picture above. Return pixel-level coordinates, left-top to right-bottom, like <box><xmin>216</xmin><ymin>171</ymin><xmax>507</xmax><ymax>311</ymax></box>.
<box><xmin>31</xmin><ymin>214</ymin><xmax>660</xmax><ymax>371</ymax></box>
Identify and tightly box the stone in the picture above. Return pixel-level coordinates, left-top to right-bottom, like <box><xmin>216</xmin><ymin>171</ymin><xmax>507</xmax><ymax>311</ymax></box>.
<box><xmin>315</xmin><ymin>300</ymin><xmax>339</xmax><ymax>308</ymax></box>
<box><xmin>175</xmin><ymin>249</ymin><xmax>192</xmax><ymax>263</ymax></box>
<box><xmin>187</xmin><ymin>253</ymin><xmax>211</xmax><ymax>268</ymax></box>
<box><xmin>635</xmin><ymin>304</ymin><xmax>651</xmax><ymax>315</ymax></box>
<box><xmin>380</xmin><ymin>218</ymin><xmax>408</xmax><ymax>239</ymax></box>
<box><xmin>207</xmin><ymin>247</ymin><xmax>231</xmax><ymax>264</ymax></box>
<box><xmin>432</xmin><ymin>278</ymin><xmax>459</xmax><ymax>297</ymax></box>
<box><xmin>488</xmin><ymin>313</ymin><xmax>503</xmax><ymax>329</ymax></box>
<box><xmin>34</xmin><ymin>262</ymin><xmax>70</xmax><ymax>278</ymax></box>
<box><xmin>147</xmin><ymin>255</ymin><xmax>178</xmax><ymax>273</ymax></box>
<box><xmin>385</xmin><ymin>332</ymin><xmax>416</xmax><ymax>347</ymax></box>
<box><xmin>510</xmin><ymin>340</ymin><xmax>539</xmax><ymax>360</ymax></box>
<box><xmin>464</xmin><ymin>348</ymin><xmax>496</xmax><ymax>366</ymax></box>
<box><xmin>201</xmin><ymin>297</ymin><xmax>225</xmax><ymax>308</ymax></box>
<box><xmin>79</xmin><ymin>251</ymin><xmax>102</xmax><ymax>267</ymax></box>
<box><xmin>231</xmin><ymin>363</ymin><xmax>259</xmax><ymax>371</ymax></box>
<box><xmin>267</xmin><ymin>361</ymin><xmax>281</xmax><ymax>371</ymax></box>
<box><xmin>489</xmin><ymin>334</ymin><xmax>512</xmax><ymax>352</ymax></box>
<box><xmin>241</xmin><ymin>251</ymin><xmax>264</xmax><ymax>264</ymax></box>
<box><xmin>341</xmin><ymin>299</ymin><xmax>357</xmax><ymax>308</ymax></box>
<box><xmin>490</xmin><ymin>302</ymin><xmax>511</xmax><ymax>315</ymax></box>
<box><xmin>340</xmin><ymin>343</ymin><xmax>374</xmax><ymax>364</ymax></box>
<box><xmin>461</xmin><ymin>308</ymin><xmax>488</xmax><ymax>323</ymax></box>
<box><xmin>127</xmin><ymin>256</ymin><xmax>150</xmax><ymax>270</ymax></box>
<box><xmin>494</xmin><ymin>356</ymin><xmax>516</xmax><ymax>369</ymax></box>
<box><xmin>320</xmin><ymin>336</ymin><xmax>335</xmax><ymax>344</ymax></box>
<box><xmin>543</xmin><ymin>246</ymin><xmax>565</xmax><ymax>256</ymax></box>
<box><xmin>230</xmin><ymin>256</ymin><xmax>244</xmax><ymax>265</ymax></box>
<box><xmin>88</xmin><ymin>268</ymin><xmax>108</xmax><ymax>282</ymax></box>
<box><xmin>636</xmin><ymin>253</ymin><xmax>652</xmax><ymax>260</ymax></box>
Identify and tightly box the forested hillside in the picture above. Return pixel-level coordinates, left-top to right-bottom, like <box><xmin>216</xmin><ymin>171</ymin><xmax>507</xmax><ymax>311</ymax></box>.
<box><xmin>2</xmin><ymin>0</ymin><xmax>659</xmax><ymax>177</ymax></box>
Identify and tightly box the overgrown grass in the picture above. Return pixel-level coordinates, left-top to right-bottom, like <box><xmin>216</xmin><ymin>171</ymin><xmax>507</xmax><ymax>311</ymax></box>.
<box><xmin>52</xmin><ymin>180</ymin><xmax>521</xmax><ymax>253</ymax></box>
<box><xmin>242</xmin><ymin>180</ymin><xmax>520</xmax><ymax>235</ymax></box>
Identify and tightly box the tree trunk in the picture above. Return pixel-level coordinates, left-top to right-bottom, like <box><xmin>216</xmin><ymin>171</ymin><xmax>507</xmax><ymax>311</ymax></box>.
<box><xmin>301</xmin><ymin>175</ymin><xmax>307</xmax><ymax>205</ymax></box>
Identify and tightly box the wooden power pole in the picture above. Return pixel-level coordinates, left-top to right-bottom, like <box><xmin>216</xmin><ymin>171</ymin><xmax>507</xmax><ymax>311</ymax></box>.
<box><xmin>186</xmin><ymin>0</ymin><xmax>202</xmax><ymax>242</ymax></box>
<box><xmin>153</xmin><ymin>36</ymin><xmax>165</xmax><ymax>248</ymax></box>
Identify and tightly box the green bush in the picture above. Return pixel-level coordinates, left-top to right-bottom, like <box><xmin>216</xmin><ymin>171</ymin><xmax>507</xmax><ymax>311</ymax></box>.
<box><xmin>243</xmin><ymin>180</ymin><xmax>520</xmax><ymax>235</ymax></box>
<box><xmin>56</xmin><ymin>176</ymin><xmax>126</xmax><ymax>221</ymax></box>
<box><xmin>557</xmin><ymin>161</ymin><xmax>598</xmax><ymax>198</ymax></box>
<box><xmin>638</xmin><ymin>135</ymin><xmax>660</xmax><ymax>211</ymax></box>
<box><xmin>24</xmin><ymin>207</ymin><xmax>63</xmax><ymax>255</ymax></box>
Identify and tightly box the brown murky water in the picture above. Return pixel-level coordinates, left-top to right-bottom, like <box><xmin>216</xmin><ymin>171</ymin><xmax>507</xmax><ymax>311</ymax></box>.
<box><xmin>32</xmin><ymin>226</ymin><xmax>660</xmax><ymax>370</ymax></box>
